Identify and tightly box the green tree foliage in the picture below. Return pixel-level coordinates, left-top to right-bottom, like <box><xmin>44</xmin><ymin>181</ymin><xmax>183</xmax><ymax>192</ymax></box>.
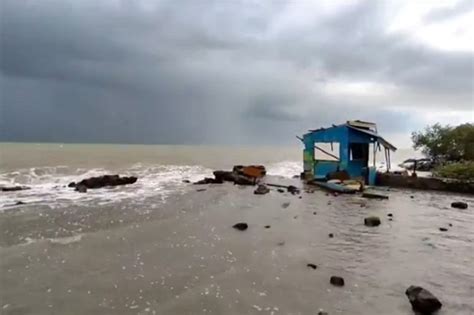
<box><xmin>411</xmin><ymin>123</ymin><xmax>474</xmax><ymax>161</ymax></box>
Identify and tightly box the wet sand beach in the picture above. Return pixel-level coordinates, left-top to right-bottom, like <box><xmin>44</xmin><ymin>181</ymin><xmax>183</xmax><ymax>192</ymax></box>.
<box><xmin>1</xmin><ymin>177</ymin><xmax>473</xmax><ymax>315</ymax></box>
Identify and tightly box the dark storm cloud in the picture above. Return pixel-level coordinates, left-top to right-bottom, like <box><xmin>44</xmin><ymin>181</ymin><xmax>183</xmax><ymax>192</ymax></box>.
<box><xmin>0</xmin><ymin>0</ymin><xmax>472</xmax><ymax>145</ymax></box>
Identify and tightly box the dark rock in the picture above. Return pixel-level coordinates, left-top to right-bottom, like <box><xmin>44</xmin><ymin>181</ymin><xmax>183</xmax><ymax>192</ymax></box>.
<box><xmin>194</xmin><ymin>177</ymin><xmax>223</xmax><ymax>185</ymax></box>
<box><xmin>1</xmin><ymin>186</ymin><xmax>30</xmax><ymax>192</ymax></box>
<box><xmin>182</xmin><ymin>180</ymin><xmax>191</xmax><ymax>183</ymax></box>
<box><xmin>213</xmin><ymin>170</ymin><xmax>237</xmax><ymax>182</ymax></box>
<box><xmin>281</xmin><ymin>202</ymin><xmax>290</xmax><ymax>209</ymax></box>
<box><xmin>313</xmin><ymin>211</ymin><xmax>317</xmax><ymax>215</ymax></box>
<box><xmin>387</xmin><ymin>213</ymin><xmax>393</xmax><ymax>217</ymax></box>
<box><xmin>196</xmin><ymin>188</ymin><xmax>206</xmax><ymax>192</ymax></box>
<box><xmin>298</xmin><ymin>196</ymin><xmax>302</xmax><ymax>199</ymax></box>
<box><xmin>330</xmin><ymin>276</ymin><xmax>345</xmax><ymax>287</ymax></box>
<box><xmin>287</xmin><ymin>185</ymin><xmax>300</xmax><ymax>195</ymax></box>
<box><xmin>233</xmin><ymin>175</ymin><xmax>255</xmax><ymax>186</ymax></box>
<box><xmin>448</xmin><ymin>223</ymin><xmax>453</xmax><ymax>227</ymax></box>
<box><xmin>405</xmin><ymin>285</ymin><xmax>442</xmax><ymax>314</ymax></box>
<box><xmin>15</xmin><ymin>201</ymin><xmax>26</xmax><ymax>205</ymax></box>
<box><xmin>277</xmin><ymin>188</ymin><xmax>285</xmax><ymax>193</ymax></box>
<box><xmin>254</xmin><ymin>184</ymin><xmax>270</xmax><ymax>195</ymax></box>
<box><xmin>389</xmin><ymin>218</ymin><xmax>393</xmax><ymax>221</ymax></box>
<box><xmin>318</xmin><ymin>311</ymin><xmax>329</xmax><ymax>315</ymax></box>
<box><xmin>451</xmin><ymin>201</ymin><xmax>468</xmax><ymax>209</ymax></box>
<box><xmin>75</xmin><ymin>185</ymin><xmax>87</xmax><ymax>193</ymax></box>
<box><xmin>306</xmin><ymin>263</ymin><xmax>317</xmax><ymax>270</ymax></box>
<box><xmin>410</xmin><ymin>195</ymin><xmax>415</xmax><ymax>199</ymax></box>
<box><xmin>73</xmin><ymin>175</ymin><xmax>137</xmax><ymax>189</ymax></box>
<box><xmin>264</xmin><ymin>225</ymin><xmax>271</xmax><ymax>229</ymax></box>
<box><xmin>364</xmin><ymin>216</ymin><xmax>381</xmax><ymax>227</ymax></box>
<box><xmin>328</xmin><ymin>233</ymin><xmax>334</xmax><ymax>238</ymax></box>
<box><xmin>68</xmin><ymin>182</ymin><xmax>76</xmax><ymax>188</ymax></box>
<box><xmin>232</xmin><ymin>222</ymin><xmax>248</xmax><ymax>231</ymax></box>
<box><xmin>439</xmin><ymin>227</ymin><xmax>448</xmax><ymax>232</ymax></box>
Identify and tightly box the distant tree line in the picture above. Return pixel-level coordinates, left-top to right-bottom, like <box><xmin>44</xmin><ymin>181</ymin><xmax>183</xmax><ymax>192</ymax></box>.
<box><xmin>411</xmin><ymin>123</ymin><xmax>474</xmax><ymax>180</ymax></box>
<box><xmin>411</xmin><ymin>123</ymin><xmax>474</xmax><ymax>162</ymax></box>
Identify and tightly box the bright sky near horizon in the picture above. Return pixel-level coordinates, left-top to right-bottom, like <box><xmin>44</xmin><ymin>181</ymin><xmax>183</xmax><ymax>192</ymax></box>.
<box><xmin>1</xmin><ymin>0</ymin><xmax>473</xmax><ymax>147</ymax></box>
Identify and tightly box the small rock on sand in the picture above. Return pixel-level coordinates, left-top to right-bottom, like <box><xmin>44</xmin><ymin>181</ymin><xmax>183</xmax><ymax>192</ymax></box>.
<box><xmin>451</xmin><ymin>201</ymin><xmax>468</xmax><ymax>209</ymax></box>
<box><xmin>254</xmin><ymin>184</ymin><xmax>270</xmax><ymax>195</ymax></box>
<box><xmin>232</xmin><ymin>223</ymin><xmax>248</xmax><ymax>231</ymax></box>
<box><xmin>405</xmin><ymin>285</ymin><xmax>442</xmax><ymax>314</ymax></box>
<box><xmin>439</xmin><ymin>227</ymin><xmax>448</xmax><ymax>232</ymax></box>
<box><xmin>387</xmin><ymin>213</ymin><xmax>393</xmax><ymax>217</ymax></box>
<box><xmin>264</xmin><ymin>225</ymin><xmax>271</xmax><ymax>229</ymax></box>
<box><xmin>196</xmin><ymin>188</ymin><xmax>206</xmax><ymax>192</ymax></box>
<box><xmin>328</xmin><ymin>233</ymin><xmax>334</xmax><ymax>238</ymax></box>
<box><xmin>306</xmin><ymin>263</ymin><xmax>317</xmax><ymax>270</ymax></box>
<box><xmin>364</xmin><ymin>216</ymin><xmax>381</xmax><ymax>227</ymax></box>
<box><xmin>281</xmin><ymin>202</ymin><xmax>290</xmax><ymax>208</ymax></box>
<box><xmin>318</xmin><ymin>311</ymin><xmax>329</xmax><ymax>315</ymax></box>
<box><xmin>277</xmin><ymin>188</ymin><xmax>285</xmax><ymax>193</ymax></box>
<box><xmin>313</xmin><ymin>211</ymin><xmax>317</xmax><ymax>215</ymax></box>
<box><xmin>330</xmin><ymin>276</ymin><xmax>345</xmax><ymax>287</ymax></box>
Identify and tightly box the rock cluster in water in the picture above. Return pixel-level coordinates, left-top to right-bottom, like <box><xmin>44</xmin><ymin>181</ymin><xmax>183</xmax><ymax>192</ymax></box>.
<box><xmin>69</xmin><ymin>175</ymin><xmax>138</xmax><ymax>192</ymax></box>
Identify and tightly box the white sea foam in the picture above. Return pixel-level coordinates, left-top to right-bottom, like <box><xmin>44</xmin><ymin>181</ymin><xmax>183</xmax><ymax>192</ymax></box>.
<box><xmin>0</xmin><ymin>164</ymin><xmax>213</xmax><ymax>210</ymax></box>
<box><xmin>266</xmin><ymin>161</ymin><xmax>302</xmax><ymax>178</ymax></box>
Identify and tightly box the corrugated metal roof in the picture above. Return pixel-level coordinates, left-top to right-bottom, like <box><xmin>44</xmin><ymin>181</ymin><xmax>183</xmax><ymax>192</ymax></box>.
<box><xmin>347</xmin><ymin>125</ymin><xmax>397</xmax><ymax>151</ymax></box>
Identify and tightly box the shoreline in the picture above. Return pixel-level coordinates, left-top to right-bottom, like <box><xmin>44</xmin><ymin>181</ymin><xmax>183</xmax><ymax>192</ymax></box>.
<box><xmin>1</xmin><ymin>179</ymin><xmax>473</xmax><ymax>314</ymax></box>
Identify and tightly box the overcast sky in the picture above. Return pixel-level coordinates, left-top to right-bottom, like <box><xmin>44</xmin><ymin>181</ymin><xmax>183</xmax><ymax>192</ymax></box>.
<box><xmin>1</xmin><ymin>0</ymin><xmax>473</xmax><ymax>147</ymax></box>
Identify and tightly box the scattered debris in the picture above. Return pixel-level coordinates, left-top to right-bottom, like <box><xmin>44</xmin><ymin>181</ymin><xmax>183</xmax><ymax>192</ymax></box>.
<box><xmin>281</xmin><ymin>202</ymin><xmax>290</xmax><ymax>209</ymax></box>
<box><xmin>362</xmin><ymin>191</ymin><xmax>389</xmax><ymax>199</ymax></box>
<box><xmin>254</xmin><ymin>184</ymin><xmax>270</xmax><ymax>195</ymax></box>
<box><xmin>451</xmin><ymin>201</ymin><xmax>468</xmax><ymax>209</ymax></box>
<box><xmin>232</xmin><ymin>223</ymin><xmax>248</xmax><ymax>231</ymax></box>
<box><xmin>306</xmin><ymin>263</ymin><xmax>317</xmax><ymax>270</ymax></box>
<box><xmin>277</xmin><ymin>188</ymin><xmax>285</xmax><ymax>193</ymax></box>
<box><xmin>1</xmin><ymin>186</ymin><xmax>30</xmax><ymax>192</ymax></box>
<box><xmin>439</xmin><ymin>227</ymin><xmax>448</xmax><ymax>232</ymax></box>
<box><xmin>405</xmin><ymin>285</ymin><xmax>442</xmax><ymax>314</ymax></box>
<box><xmin>387</xmin><ymin>213</ymin><xmax>393</xmax><ymax>217</ymax></box>
<box><xmin>364</xmin><ymin>216</ymin><xmax>381</xmax><ymax>227</ymax></box>
<box><xmin>196</xmin><ymin>188</ymin><xmax>207</xmax><ymax>192</ymax></box>
<box><xmin>287</xmin><ymin>185</ymin><xmax>300</xmax><ymax>195</ymax></box>
<box><xmin>318</xmin><ymin>311</ymin><xmax>329</xmax><ymax>315</ymax></box>
<box><xmin>69</xmin><ymin>175</ymin><xmax>137</xmax><ymax>190</ymax></box>
<box><xmin>330</xmin><ymin>276</ymin><xmax>345</xmax><ymax>287</ymax></box>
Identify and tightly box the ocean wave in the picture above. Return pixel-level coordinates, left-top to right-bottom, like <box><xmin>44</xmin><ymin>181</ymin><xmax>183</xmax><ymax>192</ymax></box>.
<box><xmin>266</xmin><ymin>161</ymin><xmax>302</xmax><ymax>178</ymax></box>
<box><xmin>0</xmin><ymin>164</ymin><xmax>213</xmax><ymax>210</ymax></box>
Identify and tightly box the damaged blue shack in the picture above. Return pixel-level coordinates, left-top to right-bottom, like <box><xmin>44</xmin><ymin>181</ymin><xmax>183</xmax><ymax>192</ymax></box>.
<box><xmin>300</xmin><ymin>120</ymin><xmax>396</xmax><ymax>185</ymax></box>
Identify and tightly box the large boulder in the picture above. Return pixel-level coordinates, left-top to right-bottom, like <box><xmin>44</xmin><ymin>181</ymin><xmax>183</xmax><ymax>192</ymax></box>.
<box><xmin>405</xmin><ymin>285</ymin><xmax>442</xmax><ymax>314</ymax></box>
<box><xmin>71</xmin><ymin>175</ymin><xmax>137</xmax><ymax>189</ymax></box>
<box><xmin>213</xmin><ymin>170</ymin><xmax>237</xmax><ymax>182</ymax></box>
<box><xmin>254</xmin><ymin>184</ymin><xmax>270</xmax><ymax>195</ymax></box>
<box><xmin>451</xmin><ymin>201</ymin><xmax>468</xmax><ymax>209</ymax></box>
<box><xmin>364</xmin><ymin>216</ymin><xmax>381</xmax><ymax>227</ymax></box>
